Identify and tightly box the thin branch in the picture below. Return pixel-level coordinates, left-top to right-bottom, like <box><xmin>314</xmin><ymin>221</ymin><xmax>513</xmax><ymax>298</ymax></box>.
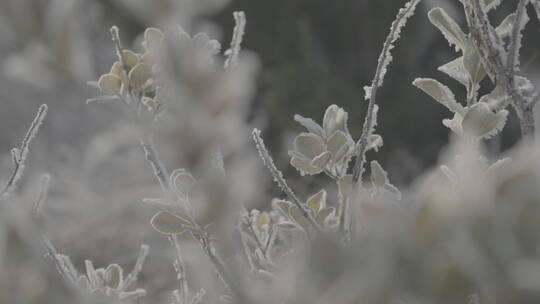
<box><xmin>507</xmin><ymin>0</ymin><xmax>529</xmax><ymax>74</ymax></box>
<box><xmin>32</xmin><ymin>173</ymin><xmax>50</xmax><ymax>217</ymax></box>
<box><xmin>352</xmin><ymin>0</ymin><xmax>421</xmax><ymax>185</ymax></box>
<box><xmin>1</xmin><ymin>104</ymin><xmax>48</xmax><ymax>198</ymax></box>
<box><xmin>252</xmin><ymin>129</ymin><xmax>322</xmax><ymax>233</ymax></box>
<box><xmin>140</xmin><ymin>135</ymin><xmax>169</xmax><ymax>196</ymax></box>
<box><xmin>224</xmin><ymin>11</ymin><xmax>246</xmax><ymax>69</ymax></box>
<box><xmin>121</xmin><ymin>244</ymin><xmax>150</xmax><ymax>291</ymax></box>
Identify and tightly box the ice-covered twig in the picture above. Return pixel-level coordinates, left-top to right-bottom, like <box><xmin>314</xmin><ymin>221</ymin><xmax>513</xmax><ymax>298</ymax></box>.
<box><xmin>121</xmin><ymin>244</ymin><xmax>150</xmax><ymax>291</ymax></box>
<box><xmin>507</xmin><ymin>0</ymin><xmax>529</xmax><ymax>74</ymax></box>
<box><xmin>252</xmin><ymin>129</ymin><xmax>322</xmax><ymax>233</ymax></box>
<box><xmin>352</xmin><ymin>0</ymin><xmax>420</xmax><ymax>185</ymax></box>
<box><xmin>140</xmin><ymin>135</ymin><xmax>170</xmax><ymax>196</ymax></box>
<box><xmin>1</xmin><ymin>104</ymin><xmax>48</xmax><ymax>198</ymax></box>
<box><xmin>224</xmin><ymin>11</ymin><xmax>246</xmax><ymax>69</ymax></box>
<box><xmin>32</xmin><ymin>173</ymin><xmax>50</xmax><ymax>217</ymax></box>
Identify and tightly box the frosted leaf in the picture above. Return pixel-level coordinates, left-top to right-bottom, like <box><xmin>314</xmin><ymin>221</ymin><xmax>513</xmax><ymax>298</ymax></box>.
<box><xmin>327</xmin><ymin>130</ymin><xmax>351</xmax><ymax>161</ymax></box>
<box><xmin>462</xmin><ymin>102</ymin><xmax>508</xmax><ymax>139</ymax></box>
<box><xmin>383</xmin><ymin>183</ymin><xmax>402</xmax><ymax>201</ymax></box>
<box><xmin>485</xmin><ymin>157</ymin><xmax>511</xmax><ymax>176</ymax></box>
<box><xmin>413</xmin><ymin>78</ymin><xmax>464</xmax><ymax>114</ymax></box>
<box><xmin>311</xmin><ymin>151</ymin><xmax>332</xmax><ymax>168</ymax></box>
<box><xmin>316</xmin><ymin>208</ymin><xmax>335</xmax><ymax>225</ymax></box>
<box><xmin>496</xmin><ymin>13</ymin><xmax>516</xmax><ymax>39</ymax></box>
<box><xmin>479</xmin><ymin>86</ymin><xmax>506</xmax><ymax>109</ymax></box>
<box><xmin>97</xmin><ymin>73</ymin><xmax>122</xmax><ymax>95</ymax></box>
<box><xmin>288</xmin><ymin>205</ymin><xmax>310</xmax><ymax>230</ymax></box>
<box><xmin>294</xmin><ymin>133</ymin><xmax>326</xmax><ymax>158</ymax></box>
<box><xmin>150</xmin><ymin>211</ymin><xmax>191</xmax><ymax>235</ymax></box>
<box><xmin>169</xmin><ymin>169</ymin><xmax>196</xmax><ymax>199</ymax></box>
<box><xmin>306</xmin><ymin>190</ymin><xmax>327</xmax><ymax>213</ymax></box>
<box><xmin>442</xmin><ymin>112</ymin><xmax>463</xmax><ymax>134</ymax></box>
<box><xmin>428</xmin><ymin>8</ymin><xmax>467</xmax><ymax>51</ymax></box>
<box><xmin>143</xmin><ymin>27</ymin><xmax>164</xmax><ymax>52</ymax></box>
<box><xmin>121</xmin><ymin>50</ymin><xmax>140</xmax><ymax>71</ymax></box>
<box><xmin>438</xmin><ymin>57</ymin><xmax>468</xmax><ymax>86</ymax></box>
<box><xmin>483</xmin><ymin>0</ymin><xmax>503</xmax><ymax>11</ymax></box>
<box><xmin>463</xmin><ymin>39</ymin><xmax>486</xmax><ymax>86</ymax></box>
<box><xmin>294</xmin><ymin>114</ymin><xmax>324</xmax><ymax>137</ymax></box>
<box><xmin>367</xmin><ymin>134</ymin><xmax>383</xmax><ymax>152</ymax></box>
<box><xmin>272</xmin><ymin>199</ymin><xmax>292</xmax><ymax>217</ymax></box>
<box><xmin>104</xmin><ymin>264</ymin><xmax>123</xmax><ymax>289</ymax></box>
<box><xmin>338</xmin><ymin>175</ymin><xmax>353</xmax><ymax>198</ymax></box>
<box><xmin>370</xmin><ymin>160</ymin><xmax>388</xmax><ymax>187</ymax></box>
<box><xmin>323</xmin><ymin>105</ymin><xmax>349</xmax><ymax>138</ymax></box>
<box><xmin>255</xmin><ymin>212</ymin><xmax>270</xmax><ymax>232</ymax></box>
<box><xmin>516</xmin><ymin>76</ymin><xmax>533</xmax><ymax>93</ymax></box>
<box><xmin>128</xmin><ymin>63</ymin><xmax>152</xmax><ymax>90</ymax></box>
<box><xmin>290</xmin><ymin>154</ymin><xmax>324</xmax><ymax>176</ymax></box>
<box><xmin>110</xmin><ymin>61</ymin><xmax>123</xmax><ymax>78</ymax></box>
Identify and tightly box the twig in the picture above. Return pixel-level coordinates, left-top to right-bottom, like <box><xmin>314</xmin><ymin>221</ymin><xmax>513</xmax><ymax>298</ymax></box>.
<box><xmin>352</xmin><ymin>0</ymin><xmax>421</xmax><ymax>185</ymax></box>
<box><xmin>121</xmin><ymin>244</ymin><xmax>150</xmax><ymax>291</ymax></box>
<box><xmin>140</xmin><ymin>135</ymin><xmax>169</xmax><ymax>196</ymax></box>
<box><xmin>507</xmin><ymin>0</ymin><xmax>529</xmax><ymax>74</ymax></box>
<box><xmin>252</xmin><ymin>129</ymin><xmax>322</xmax><ymax>233</ymax></box>
<box><xmin>0</xmin><ymin>104</ymin><xmax>48</xmax><ymax>198</ymax></box>
<box><xmin>224</xmin><ymin>11</ymin><xmax>246</xmax><ymax>69</ymax></box>
<box><xmin>32</xmin><ymin>173</ymin><xmax>50</xmax><ymax>217</ymax></box>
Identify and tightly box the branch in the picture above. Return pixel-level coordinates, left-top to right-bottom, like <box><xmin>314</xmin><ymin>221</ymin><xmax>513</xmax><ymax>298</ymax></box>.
<box><xmin>507</xmin><ymin>0</ymin><xmax>529</xmax><ymax>75</ymax></box>
<box><xmin>252</xmin><ymin>129</ymin><xmax>322</xmax><ymax>233</ymax></box>
<box><xmin>224</xmin><ymin>11</ymin><xmax>246</xmax><ymax>69</ymax></box>
<box><xmin>352</xmin><ymin>0</ymin><xmax>421</xmax><ymax>185</ymax></box>
<box><xmin>1</xmin><ymin>104</ymin><xmax>48</xmax><ymax>198</ymax></box>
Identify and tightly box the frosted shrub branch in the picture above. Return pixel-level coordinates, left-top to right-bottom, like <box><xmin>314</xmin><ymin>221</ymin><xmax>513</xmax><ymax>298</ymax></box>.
<box><xmin>466</xmin><ymin>0</ymin><xmax>536</xmax><ymax>136</ymax></box>
<box><xmin>0</xmin><ymin>104</ymin><xmax>48</xmax><ymax>198</ymax></box>
<box><xmin>224</xmin><ymin>11</ymin><xmax>246</xmax><ymax>69</ymax></box>
<box><xmin>252</xmin><ymin>129</ymin><xmax>322</xmax><ymax>233</ymax></box>
<box><xmin>352</xmin><ymin>0</ymin><xmax>421</xmax><ymax>185</ymax></box>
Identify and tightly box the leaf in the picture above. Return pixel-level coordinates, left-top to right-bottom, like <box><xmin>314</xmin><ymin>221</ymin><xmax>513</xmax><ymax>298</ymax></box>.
<box><xmin>288</xmin><ymin>205</ymin><xmax>311</xmax><ymax>230</ymax></box>
<box><xmin>294</xmin><ymin>114</ymin><xmax>324</xmax><ymax>137</ymax></box>
<box><xmin>144</xmin><ymin>27</ymin><xmax>164</xmax><ymax>51</ymax></box>
<box><xmin>121</xmin><ymin>50</ymin><xmax>140</xmax><ymax>71</ymax></box>
<box><xmin>462</xmin><ymin>102</ymin><xmax>508</xmax><ymax>138</ymax></box>
<box><xmin>290</xmin><ymin>154</ymin><xmax>324</xmax><ymax>176</ymax></box>
<box><xmin>150</xmin><ymin>211</ymin><xmax>191</xmax><ymax>235</ymax></box>
<box><xmin>128</xmin><ymin>63</ymin><xmax>153</xmax><ymax>90</ymax></box>
<box><xmin>428</xmin><ymin>8</ymin><xmax>467</xmax><ymax>50</ymax></box>
<box><xmin>485</xmin><ymin>157</ymin><xmax>511</xmax><ymax>176</ymax></box>
<box><xmin>496</xmin><ymin>13</ymin><xmax>516</xmax><ymax>38</ymax></box>
<box><xmin>442</xmin><ymin>112</ymin><xmax>464</xmax><ymax>134</ymax></box>
<box><xmin>323</xmin><ymin>105</ymin><xmax>349</xmax><ymax>138</ymax></box>
<box><xmin>316</xmin><ymin>207</ymin><xmax>335</xmax><ymax>225</ymax></box>
<box><xmin>367</xmin><ymin>134</ymin><xmax>383</xmax><ymax>152</ymax></box>
<box><xmin>306</xmin><ymin>190</ymin><xmax>327</xmax><ymax>213</ymax></box>
<box><xmin>370</xmin><ymin>161</ymin><xmax>388</xmax><ymax>188</ymax></box>
<box><xmin>104</xmin><ymin>264</ymin><xmax>123</xmax><ymax>289</ymax></box>
<box><xmin>338</xmin><ymin>175</ymin><xmax>353</xmax><ymax>198</ymax></box>
<box><xmin>272</xmin><ymin>199</ymin><xmax>292</xmax><ymax>216</ymax></box>
<box><xmin>311</xmin><ymin>151</ymin><xmax>332</xmax><ymax>168</ymax></box>
<box><xmin>383</xmin><ymin>183</ymin><xmax>402</xmax><ymax>201</ymax></box>
<box><xmin>326</xmin><ymin>131</ymin><xmax>351</xmax><ymax>161</ymax></box>
<box><xmin>438</xmin><ymin>57</ymin><xmax>468</xmax><ymax>86</ymax></box>
<box><xmin>110</xmin><ymin>61</ymin><xmax>124</xmax><ymax>78</ymax></box>
<box><xmin>97</xmin><ymin>73</ymin><xmax>122</xmax><ymax>95</ymax></box>
<box><xmin>413</xmin><ymin>78</ymin><xmax>463</xmax><ymax>114</ymax></box>
<box><xmin>293</xmin><ymin>133</ymin><xmax>326</xmax><ymax>159</ymax></box>
<box><xmin>169</xmin><ymin>169</ymin><xmax>196</xmax><ymax>198</ymax></box>
<box><xmin>463</xmin><ymin>39</ymin><xmax>486</xmax><ymax>86</ymax></box>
